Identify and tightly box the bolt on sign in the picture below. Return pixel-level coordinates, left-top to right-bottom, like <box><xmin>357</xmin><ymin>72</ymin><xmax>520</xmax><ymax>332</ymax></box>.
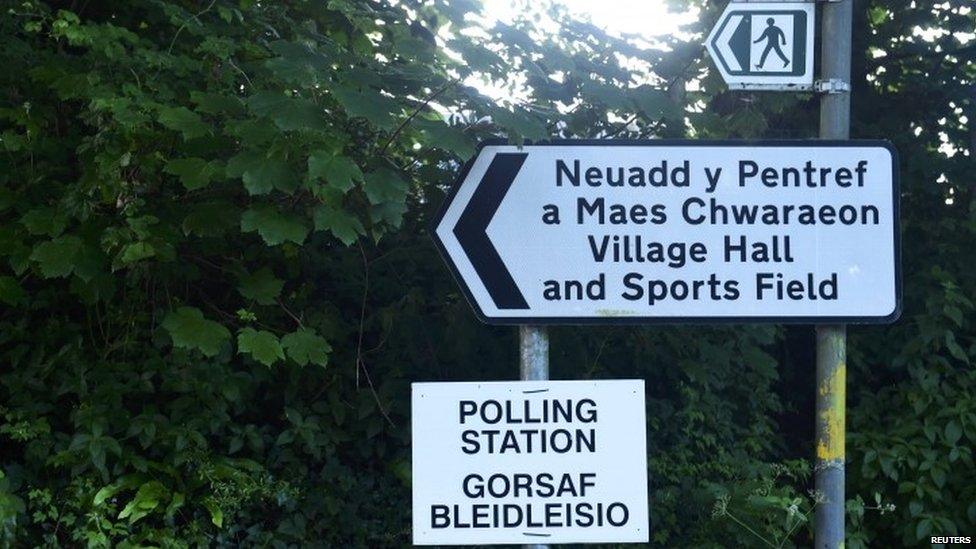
<box><xmin>411</xmin><ymin>380</ymin><xmax>649</xmax><ymax>545</ymax></box>
<box><xmin>705</xmin><ymin>2</ymin><xmax>815</xmax><ymax>90</ymax></box>
<box><xmin>431</xmin><ymin>140</ymin><xmax>900</xmax><ymax>324</ymax></box>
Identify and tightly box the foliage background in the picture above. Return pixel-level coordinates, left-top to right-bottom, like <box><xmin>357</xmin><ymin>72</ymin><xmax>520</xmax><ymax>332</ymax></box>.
<box><xmin>0</xmin><ymin>0</ymin><xmax>973</xmax><ymax>546</ymax></box>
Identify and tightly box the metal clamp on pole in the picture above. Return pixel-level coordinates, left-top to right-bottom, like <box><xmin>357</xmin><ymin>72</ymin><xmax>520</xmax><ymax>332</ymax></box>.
<box><xmin>814</xmin><ymin>79</ymin><xmax>851</xmax><ymax>94</ymax></box>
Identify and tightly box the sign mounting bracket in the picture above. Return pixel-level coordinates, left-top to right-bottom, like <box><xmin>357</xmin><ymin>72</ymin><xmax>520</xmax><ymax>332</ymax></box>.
<box><xmin>814</xmin><ymin>78</ymin><xmax>851</xmax><ymax>94</ymax></box>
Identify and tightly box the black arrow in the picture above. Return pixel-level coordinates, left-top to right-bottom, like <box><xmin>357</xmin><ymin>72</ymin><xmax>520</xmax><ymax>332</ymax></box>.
<box><xmin>453</xmin><ymin>152</ymin><xmax>530</xmax><ymax>310</ymax></box>
<box><xmin>730</xmin><ymin>14</ymin><xmax>751</xmax><ymax>71</ymax></box>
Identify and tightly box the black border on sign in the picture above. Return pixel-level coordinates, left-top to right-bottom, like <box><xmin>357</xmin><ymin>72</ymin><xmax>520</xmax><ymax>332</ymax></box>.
<box><xmin>428</xmin><ymin>139</ymin><xmax>902</xmax><ymax>326</ymax></box>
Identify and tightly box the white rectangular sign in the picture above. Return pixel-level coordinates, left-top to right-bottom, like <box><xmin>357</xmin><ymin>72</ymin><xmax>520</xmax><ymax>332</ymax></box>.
<box><xmin>412</xmin><ymin>380</ymin><xmax>649</xmax><ymax>545</ymax></box>
<box><xmin>431</xmin><ymin>141</ymin><xmax>900</xmax><ymax>324</ymax></box>
<box><xmin>705</xmin><ymin>2</ymin><xmax>815</xmax><ymax>90</ymax></box>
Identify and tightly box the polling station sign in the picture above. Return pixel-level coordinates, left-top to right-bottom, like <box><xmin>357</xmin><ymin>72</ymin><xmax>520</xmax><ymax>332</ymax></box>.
<box><xmin>431</xmin><ymin>140</ymin><xmax>900</xmax><ymax>325</ymax></box>
<box><xmin>411</xmin><ymin>380</ymin><xmax>648</xmax><ymax>545</ymax></box>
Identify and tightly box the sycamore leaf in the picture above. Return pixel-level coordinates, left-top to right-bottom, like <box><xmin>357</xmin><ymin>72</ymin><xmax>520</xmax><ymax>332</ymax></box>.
<box><xmin>313</xmin><ymin>205</ymin><xmax>364</xmax><ymax>245</ymax></box>
<box><xmin>273</xmin><ymin>99</ymin><xmax>327</xmax><ymax>132</ymax></box>
<box><xmin>119</xmin><ymin>242</ymin><xmax>156</xmax><ymax>264</ymax></box>
<box><xmin>30</xmin><ymin>235</ymin><xmax>82</xmax><ymax>278</ymax></box>
<box><xmin>226</xmin><ymin>152</ymin><xmax>297</xmax><ymax>195</ymax></box>
<box><xmin>307</xmin><ymin>152</ymin><xmax>362</xmax><ymax>193</ymax></box>
<box><xmin>190</xmin><ymin>91</ymin><xmax>243</xmax><ymax>115</ymax></box>
<box><xmin>413</xmin><ymin>119</ymin><xmax>475</xmax><ymax>158</ymax></box>
<box><xmin>489</xmin><ymin>107</ymin><xmax>547</xmax><ymax>141</ymax></box>
<box><xmin>580</xmin><ymin>79</ymin><xmax>631</xmax><ymax>111</ymax></box>
<box><xmin>237</xmin><ymin>327</ymin><xmax>284</xmax><ymax>366</ymax></box>
<box><xmin>248</xmin><ymin>91</ymin><xmax>326</xmax><ymax>131</ymax></box>
<box><xmin>225</xmin><ymin>118</ymin><xmax>278</xmax><ymax>145</ymax></box>
<box><xmin>331</xmin><ymin>85</ymin><xmax>397</xmax><ymax>130</ymax></box>
<box><xmin>237</xmin><ymin>267</ymin><xmax>284</xmax><ymax>305</ymax></box>
<box><xmin>632</xmin><ymin>86</ymin><xmax>675</xmax><ymax>119</ymax></box>
<box><xmin>240</xmin><ymin>205</ymin><xmax>308</xmax><ymax>246</ymax></box>
<box><xmin>164</xmin><ymin>158</ymin><xmax>221</xmax><ymax>190</ymax></box>
<box><xmin>161</xmin><ymin>306</ymin><xmax>230</xmax><ymax>357</ymax></box>
<box><xmin>282</xmin><ymin>328</ymin><xmax>331</xmax><ymax>367</ymax></box>
<box><xmin>157</xmin><ymin>106</ymin><xmax>209</xmax><ymax>139</ymax></box>
<box><xmin>369</xmin><ymin>200</ymin><xmax>408</xmax><ymax>229</ymax></box>
<box><xmin>21</xmin><ymin>207</ymin><xmax>68</xmax><ymax>236</ymax></box>
<box><xmin>363</xmin><ymin>167</ymin><xmax>407</xmax><ymax>205</ymax></box>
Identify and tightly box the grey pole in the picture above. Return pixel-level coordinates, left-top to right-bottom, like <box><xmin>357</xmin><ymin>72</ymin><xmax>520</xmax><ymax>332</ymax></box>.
<box><xmin>816</xmin><ymin>0</ymin><xmax>853</xmax><ymax>547</ymax></box>
<box><xmin>519</xmin><ymin>325</ymin><xmax>549</xmax><ymax>549</ymax></box>
<box><xmin>520</xmin><ymin>325</ymin><xmax>549</xmax><ymax>382</ymax></box>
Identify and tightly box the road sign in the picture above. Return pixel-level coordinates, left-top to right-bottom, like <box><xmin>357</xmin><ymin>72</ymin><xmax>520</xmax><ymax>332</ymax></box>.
<box><xmin>705</xmin><ymin>2</ymin><xmax>815</xmax><ymax>90</ymax></box>
<box><xmin>411</xmin><ymin>380</ymin><xmax>648</xmax><ymax>545</ymax></box>
<box><xmin>430</xmin><ymin>140</ymin><xmax>900</xmax><ymax>325</ymax></box>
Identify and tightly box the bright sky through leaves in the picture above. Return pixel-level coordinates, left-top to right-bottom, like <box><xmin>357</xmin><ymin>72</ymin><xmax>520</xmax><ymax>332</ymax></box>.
<box><xmin>481</xmin><ymin>0</ymin><xmax>697</xmax><ymax>39</ymax></box>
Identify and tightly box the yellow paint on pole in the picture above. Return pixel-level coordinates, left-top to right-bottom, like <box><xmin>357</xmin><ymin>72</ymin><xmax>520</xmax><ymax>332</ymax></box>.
<box><xmin>816</xmin><ymin>361</ymin><xmax>846</xmax><ymax>461</ymax></box>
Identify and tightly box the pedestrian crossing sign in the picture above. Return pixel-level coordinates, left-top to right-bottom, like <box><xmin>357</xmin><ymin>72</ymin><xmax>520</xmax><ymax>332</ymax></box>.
<box><xmin>706</xmin><ymin>2</ymin><xmax>815</xmax><ymax>90</ymax></box>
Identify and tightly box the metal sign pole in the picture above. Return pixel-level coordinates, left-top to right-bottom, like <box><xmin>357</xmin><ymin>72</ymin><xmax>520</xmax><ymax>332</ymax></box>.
<box><xmin>816</xmin><ymin>0</ymin><xmax>853</xmax><ymax>546</ymax></box>
<box><xmin>520</xmin><ymin>325</ymin><xmax>549</xmax><ymax>549</ymax></box>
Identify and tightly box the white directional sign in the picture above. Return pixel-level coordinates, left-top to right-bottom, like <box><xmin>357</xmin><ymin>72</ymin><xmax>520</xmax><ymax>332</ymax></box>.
<box><xmin>431</xmin><ymin>140</ymin><xmax>900</xmax><ymax>324</ymax></box>
<box><xmin>412</xmin><ymin>380</ymin><xmax>648</xmax><ymax>545</ymax></box>
<box><xmin>705</xmin><ymin>2</ymin><xmax>815</xmax><ymax>90</ymax></box>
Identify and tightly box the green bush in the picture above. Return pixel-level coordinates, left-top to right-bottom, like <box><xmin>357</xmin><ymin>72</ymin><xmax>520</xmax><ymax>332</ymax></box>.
<box><xmin>0</xmin><ymin>0</ymin><xmax>972</xmax><ymax>546</ymax></box>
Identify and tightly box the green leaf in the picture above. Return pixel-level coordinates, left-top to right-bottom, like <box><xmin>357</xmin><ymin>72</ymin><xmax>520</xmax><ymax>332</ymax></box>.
<box><xmin>165</xmin><ymin>492</ymin><xmax>185</xmax><ymax>520</ymax></box>
<box><xmin>944</xmin><ymin>331</ymin><xmax>969</xmax><ymax>363</ymax></box>
<box><xmin>633</xmin><ymin>87</ymin><xmax>674</xmax><ymax>119</ymax></box>
<box><xmin>119</xmin><ymin>242</ymin><xmax>156</xmax><ymax>264</ymax></box>
<box><xmin>282</xmin><ymin>328</ymin><xmax>331</xmax><ymax>367</ymax></box>
<box><xmin>248</xmin><ymin>91</ymin><xmax>326</xmax><ymax>131</ymax></box>
<box><xmin>369</xmin><ymin>200</ymin><xmax>408</xmax><ymax>229</ymax></box>
<box><xmin>21</xmin><ymin>207</ymin><xmax>68</xmax><ymax>236</ymax></box>
<box><xmin>869</xmin><ymin>7</ymin><xmax>889</xmax><ymax>25</ymax></box>
<box><xmin>363</xmin><ymin>167</ymin><xmax>408</xmax><ymax>205</ymax></box>
<box><xmin>237</xmin><ymin>327</ymin><xmax>284</xmax><ymax>366</ymax></box>
<box><xmin>944</xmin><ymin>305</ymin><xmax>964</xmax><ymax>327</ymax></box>
<box><xmin>30</xmin><ymin>235</ymin><xmax>82</xmax><ymax>278</ymax></box>
<box><xmin>164</xmin><ymin>158</ymin><xmax>221</xmax><ymax>190</ymax></box>
<box><xmin>313</xmin><ymin>205</ymin><xmax>365</xmax><ymax>245</ymax></box>
<box><xmin>93</xmin><ymin>475</ymin><xmax>144</xmax><ymax>507</ymax></box>
<box><xmin>226</xmin><ymin>152</ymin><xmax>297</xmax><ymax>195</ymax></box>
<box><xmin>945</xmin><ymin>420</ymin><xmax>962</xmax><ymax>445</ymax></box>
<box><xmin>225</xmin><ymin>118</ymin><xmax>278</xmax><ymax>145</ymax></box>
<box><xmin>0</xmin><ymin>275</ymin><xmax>27</xmax><ymax>306</ymax></box>
<box><xmin>161</xmin><ymin>306</ymin><xmax>231</xmax><ymax>357</ymax></box>
<box><xmin>118</xmin><ymin>481</ymin><xmax>167</xmax><ymax>524</ymax></box>
<box><xmin>331</xmin><ymin>85</ymin><xmax>398</xmax><ymax>129</ymax></box>
<box><xmin>190</xmin><ymin>91</ymin><xmax>244</xmax><ymax>115</ymax></box>
<box><xmin>237</xmin><ymin>268</ymin><xmax>284</xmax><ymax>305</ymax></box>
<box><xmin>489</xmin><ymin>106</ymin><xmax>548</xmax><ymax>141</ymax></box>
<box><xmin>916</xmin><ymin>518</ymin><xmax>932</xmax><ymax>540</ymax></box>
<box><xmin>240</xmin><ymin>205</ymin><xmax>309</xmax><ymax>246</ymax></box>
<box><xmin>204</xmin><ymin>498</ymin><xmax>223</xmax><ymax>528</ymax></box>
<box><xmin>307</xmin><ymin>152</ymin><xmax>363</xmax><ymax>192</ymax></box>
<box><xmin>581</xmin><ymin>79</ymin><xmax>631</xmax><ymax>111</ymax></box>
<box><xmin>157</xmin><ymin>106</ymin><xmax>209</xmax><ymax>139</ymax></box>
<box><xmin>413</xmin><ymin>119</ymin><xmax>475</xmax><ymax>158</ymax></box>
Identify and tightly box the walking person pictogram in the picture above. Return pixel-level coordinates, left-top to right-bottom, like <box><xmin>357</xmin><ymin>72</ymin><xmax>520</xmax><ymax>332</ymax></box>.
<box><xmin>754</xmin><ymin>18</ymin><xmax>789</xmax><ymax>68</ymax></box>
